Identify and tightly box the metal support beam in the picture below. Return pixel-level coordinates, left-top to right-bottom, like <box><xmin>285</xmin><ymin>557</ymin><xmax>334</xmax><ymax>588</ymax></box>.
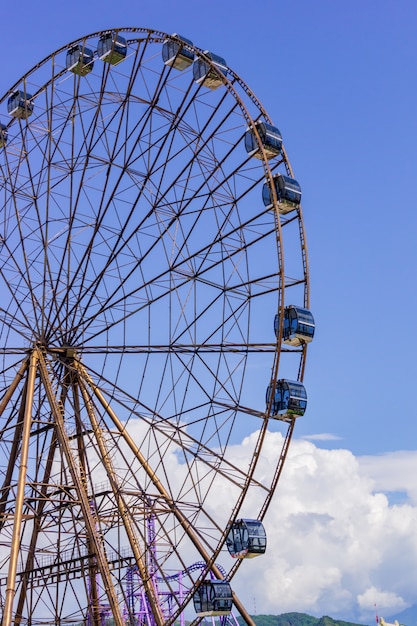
<box><xmin>77</xmin><ymin>375</ymin><xmax>166</xmax><ymax>626</ymax></box>
<box><xmin>37</xmin><ymin>349</ymin><xmax>126</xmax><ymax>626</ymax></box>
<box><xmin>78</xmin><ymin>360</ymin><xmax>257</xmax><ymax>626</ymax></box>
<box><xmin>2</xmin><ymin>350</ymin><xmax>38</xmax><ymax>626</ymax></box>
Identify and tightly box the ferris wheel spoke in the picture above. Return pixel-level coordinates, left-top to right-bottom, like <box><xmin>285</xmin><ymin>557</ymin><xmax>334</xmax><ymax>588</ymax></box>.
<box><xmin>44</xmin><ymin>48</ymin><xmax>202</xmax><ymax>334</ymax></box>
<box><xmin>0</xmin><ymin>182</ymin><xmax>46</xmax><ymax>336</ymax></box>
<box><xmin>70</xmin><ymin>200</ymin><xmax>277</xmax><ymax>345</ymax></box>
<box><xmin>38</xmin><ymin>81</ymin><xmax>109</xmax><ymax>333</ymax></box>
<box><xmin>67</xmin><ymin>102</ymin><xmax>246</xmax><ymax>339</ymax></box>
<box><xmin>17</xmin><ymin>124</ymin><xmax>76</xmax><ymax>326</ymax></box>
<box><xmin>79</xmin><ymin>359</ymin><xmax>236</xmax><ymax>552</ymax></box>
<box><xmin>49</xmin><ymin>343</ymin><xmax>276</xmax><ymax>354</ymax></box>
<box><xmin>46</xmin><ymin>129</ymin><xmax>192</xmax><ymax>336</ymax></box>
<box><xmin>77</xmin><ymin>358</ymin><xmax>267</xmax><ymax>494</ymax></box>
<box><xmin>76</xmin><ymin>81</ymin><xmax>239</xmax><ymax>260</ymax></box>
<box><xmin>42</xmin><ymin>56</ymin><xmax>155</xmax><ymax>333</ymax></box>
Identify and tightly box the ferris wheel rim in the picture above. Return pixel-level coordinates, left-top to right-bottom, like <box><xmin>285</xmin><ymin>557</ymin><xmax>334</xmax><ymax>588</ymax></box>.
<box><xmin>0</xmin><ymin>27</ymin><xmax>311</xmax><ymax>625</ymax></box>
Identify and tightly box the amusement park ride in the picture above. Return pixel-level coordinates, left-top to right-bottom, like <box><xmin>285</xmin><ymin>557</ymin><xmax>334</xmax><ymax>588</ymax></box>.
<box><xmin>0</xmin><ymin>29</ymin><xmax>314</xmax><ymax>626</ymax></box>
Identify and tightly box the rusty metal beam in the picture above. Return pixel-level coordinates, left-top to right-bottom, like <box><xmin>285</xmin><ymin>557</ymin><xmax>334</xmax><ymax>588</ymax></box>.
<box><xmin>77</xmin><ymin>375</ymin><xmax>166</xmax><ymax>626</ymax></box>
<box><xmin>2</xmin><ymin>350</ymin><xmax>38</xmax><ymax>626</ymax></box>
<box><xmin>36</xmin><ymin>349</ymin><xmax>126</xmax><ymax>626</ymax></box>
<box><xmin>78</xmin><ymin>359</ymin><xmax>257</xmax><ymax>626</ymax></box>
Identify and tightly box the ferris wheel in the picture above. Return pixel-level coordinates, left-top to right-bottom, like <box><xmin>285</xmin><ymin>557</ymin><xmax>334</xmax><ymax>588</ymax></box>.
<box><xmin>0</xmin><ymin>28</ymin><xmax>315</xmax><ymax>626</ymax></box>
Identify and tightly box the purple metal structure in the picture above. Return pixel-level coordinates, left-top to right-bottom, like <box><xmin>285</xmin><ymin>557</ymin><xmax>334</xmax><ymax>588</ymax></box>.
<box><xmin>122</xmin><ymin>510</ymin><xmax>242</xmax><ymax>626</ymax></box>
<box><xmin>127</xmin><ymin>561</ymin><xmax>237</xmax><ymax>626</ymax></box>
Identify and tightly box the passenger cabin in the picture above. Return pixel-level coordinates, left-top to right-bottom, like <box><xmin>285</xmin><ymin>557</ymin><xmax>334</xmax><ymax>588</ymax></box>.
<box><xmin>162</xmin><ymin>34</ymin><xmax>194</xmax><ymax>71</ymax></box>
<box><xmin>193</xmin><ymin>51</ymin><xmax>228</xmax><ymax>90</ymax></box>
<box><xmin>226</xmin><ymin>519</ymin><xmax>267</xmax><ymax>558</ymax></box>
<box><xmin>7</xmin><ymin>91</ymin><xmax>34</xmax><ymax>120</ymax></box>
<box><xmin>275</xmin><ymin>305</ymin><xmax>315</xmax><ymax>346</ymax></box>
<box><xmin>262</xmin><ymin>173</ymin><xmax>302</xmax><ymax>214</ymax></box>
<box><xmin>193</xmin><ymin>580</ymin><xmax>233</xmax><ymax>617</ymax></box>
<box><xmin>66</xmin><ymin>45</ymin><xmax>94</xmax><ymax>76</ymax></box>
<box><xmin>0</xmin><ymin>124</ymin><xmax>7</xmax><ymax>148</ymax></box>
<box><xmin>98</xmin><ymin>32</ymin><xmax>127</xmax><ymax>65</ymax></box>
<box><xmin>244</xmin><ymin>121</ymin><xmax>282</xmax><ymax>159</ymax></box>
<box><xmin>266</xmin><ymin>379</ymin><xmax>307</xmax><ymax>419</ymax></box>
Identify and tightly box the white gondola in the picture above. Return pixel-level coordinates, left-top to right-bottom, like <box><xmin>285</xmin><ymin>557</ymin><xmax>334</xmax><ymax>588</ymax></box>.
<box><xmin>193</xmin><ymin>580</ymin><xmax>233</xmax><ymax>617</ymax></box>
<box><xmin>262</xmin><ymin>173</ymin><xmax>301</xmax><ymax>214</ymax></box>
<box><xmin>275</xmin><ymin>305</ymin><xmax>315</xmax><ymax>346</ymax></box>
<box><xmin>226</xmin><ymin>519</ymin><xmax>266</xmax><ymax>558</ymax></box>
<box><xmin>7</xmin><ymin>91</ymin><xmax>33</xmax><ymax>120</ymax></box>
<box><xmin>193</xmin><ymin>51</ymin><xmax>228</xmax><ymax>90</ymax></box>
<box><xmin>162</xmin><ymin>34</ymin><xmax>194</xmax><ymax>71</ymax></box>
<box><xmin>98</xmin><ymin>32</ymin><xmax>127</xmax><ymax>65</ymax></box>
<box><xmin>0</xmin><ymin>124</ymin><xmax>7</xmax><ymax>147</ymax></box>
<box><xmin>244</xmin><ymin>121</ymin><xmax>282</xmax><ymax>159</ymax></box>
<box><xmin>266</xmin><ymin>379</ymin><xmax>307</xmax><ymax>419</ymax></box>
<box><xmin>66</xmin><ymin>45</ymin><xmax>94</xmax><ymax>76</ymax></box>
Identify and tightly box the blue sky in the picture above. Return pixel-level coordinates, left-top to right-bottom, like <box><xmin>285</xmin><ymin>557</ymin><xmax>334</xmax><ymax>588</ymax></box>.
<box><xmin>3</xmin><ymin>0</ymin><xmax>416</xmax><ymax>455</ymax></box>
<box><xmin>2</xmin><ymin>0</ymin><xmax>417</xmax><ymax>623</ymax></box>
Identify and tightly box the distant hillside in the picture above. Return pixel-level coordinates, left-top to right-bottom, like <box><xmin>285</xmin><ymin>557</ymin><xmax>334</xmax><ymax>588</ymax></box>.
<box><xmin>386</xmin><ymin>606</ymin><xmax>417</xmax><ymax>626</ymax></box>
<box><xmin>236</xmin><ymin>612</ymin><xmax>366</xmax><ymax>626</ymax></box>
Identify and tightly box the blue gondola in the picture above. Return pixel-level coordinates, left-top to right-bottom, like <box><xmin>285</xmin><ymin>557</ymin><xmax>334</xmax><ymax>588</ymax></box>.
<box><xmin>0</xmin><ymin>124</ymin><xmax>7</xmax><ymax>148</ymax></box>
<box><xmin>193</xmin><ymin>51</ymin><xmax>228</xmax><ymax>90</ymax></box>
<box><xmin>7</xmin><ymin>91</ymin><xmax>34</xmax><ymax>120</ymax></box>
<box><xmin>266</xmin><ymin>379</ymin><xmax>307</xmax><ymax>419</ymax></box>
<box><xmin>66</xmin><ymin>44</ymin><xmax>94</xmax><ymax>76</ymax></box>
<box><xmin>98</xmin><ymin>32</ymin><xmax>127</xmax><ymax>65</ymax></box>
<box><xmin>162</xmin><ymin>34</ymin><xmax>194</xmax><ymax>71</ymax></box>
<box><xmin>244</xmin><ymin>121</ymin><xmax>282</xmax><ymax>159</ymax></box>
<box><xmin>275</xmin><ymin>305</ymin><xmax>315</xmax><ymax>346</ymax></box>
<box><xmin>226</xmin><ymin>519</ymin><xmax>267</xmax><ymax>559</ymax></box>
<box><xmin>193</xmin><ymin>580</ymin><xmax>233</xmax><ymax>617</ymax></box>
<box><xmin>262</xmin><ymin>173</ymin><xmax>302</xmax><ymax>214</ymax></box>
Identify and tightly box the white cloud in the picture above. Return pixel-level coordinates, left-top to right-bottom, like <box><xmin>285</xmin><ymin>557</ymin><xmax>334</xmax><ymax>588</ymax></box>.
<box><xmin>74</xmin><ymin>419</ymin><xmax>417</xmax><ymax>624</ymax></box>
<box><xmin>302</xmin><ymin>433</ymin><xmax>343</xmax><ymax>441</ymax></box>
<box><xmin>223</xmin><ymin>436</ymin><xmax>417</xmax><ymax>624</ymax></box>
<box><xmin>358</xmin><ymin>587</ymin><xmax>407</xmax><ymax>614</ymax></box>
<box><xmin>358</xmin><ymin>451</ymin><xmax>417</xmax><ymax>505</ymax></box>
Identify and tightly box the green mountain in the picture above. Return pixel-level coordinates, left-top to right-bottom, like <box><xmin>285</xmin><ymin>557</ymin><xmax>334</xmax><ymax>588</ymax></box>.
<box><xmin>236</xmin><ymin>613</ymin><xmax>366</xmax><ymax>626</ymax></box>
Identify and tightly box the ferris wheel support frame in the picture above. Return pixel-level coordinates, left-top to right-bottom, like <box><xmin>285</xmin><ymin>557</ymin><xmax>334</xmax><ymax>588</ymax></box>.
<box><xmin>79</xmin><ymin>356</ymin><xmax>257</xmax><ymax>626</ymax></box>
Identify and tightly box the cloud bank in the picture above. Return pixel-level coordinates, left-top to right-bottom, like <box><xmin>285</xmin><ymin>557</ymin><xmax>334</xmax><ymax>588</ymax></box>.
<box><xmin>226</xmin><ymin>436</ymin><xmax>417</xmax><ymax>624</ymax></box>
<box><xmin>86</xmin><ymin>418</ymin><xmax>417</xmax><ymax>625</ymax></box>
